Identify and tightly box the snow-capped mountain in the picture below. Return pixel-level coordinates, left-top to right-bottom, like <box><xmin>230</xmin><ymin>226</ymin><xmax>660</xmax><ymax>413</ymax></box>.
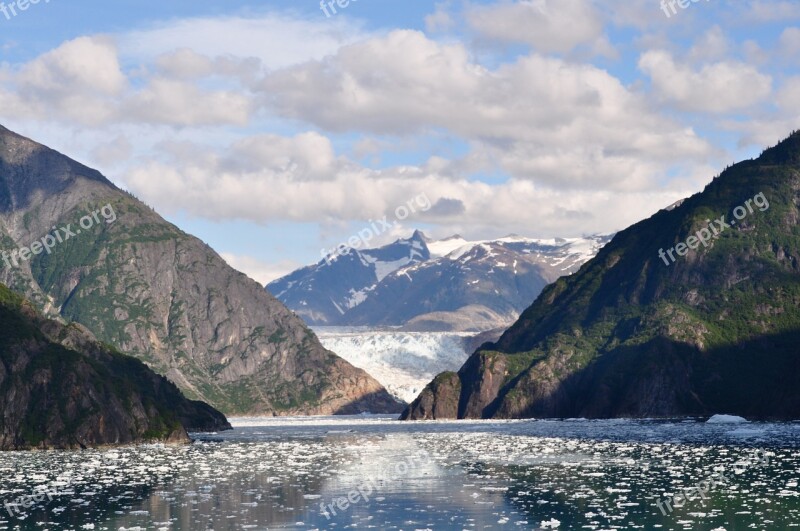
<box><xmin>267</xmin><ymin>230</ymin><xmax>430</xmax><ymax>325</ymax></box>
<box><xmin>267</xmin><ymin>231</ymin><xmax>613</xmax><ymax>331</ymax></box>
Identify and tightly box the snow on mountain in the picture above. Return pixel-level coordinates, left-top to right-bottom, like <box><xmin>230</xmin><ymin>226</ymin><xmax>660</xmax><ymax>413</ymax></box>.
<box><xmin>268</xmin><ymin>231</ymin><xmax>614</xmax><ymax>331</ymax></box>
<box><xmin>427</xmin><ymin>235</ymin><xmax>471</xmax><ymax>258</ymax></box>
<box><xmin>266</xmin><ymin>231</ymin><xmax>430</xmax><ymax>325</ymax></box>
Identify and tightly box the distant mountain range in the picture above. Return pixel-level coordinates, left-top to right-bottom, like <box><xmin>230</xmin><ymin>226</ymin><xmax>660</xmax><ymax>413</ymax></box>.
<box><xmin>268</xmin><ymin>231</ymin><xmax>612</xmax><ymax>332</ymax></box>
<box><xmin>0</xmin><ymin>125</ymin><xmax>400</xmax><ymax>416</ymax></box>
<box><xmin>403</xmin><ymin>130</ymin><xmax>800</xmax><ymax>421</ymax></box>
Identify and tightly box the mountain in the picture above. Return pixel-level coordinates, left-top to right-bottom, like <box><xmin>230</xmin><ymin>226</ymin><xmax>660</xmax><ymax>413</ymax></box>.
<box><xmin>268</xmin><ymin>232</ymin><xmax>612</xmax><ymax>332</ymax></box>
<box><xmin>269</xmin><ymin>230</ymin><xmax>430</xmax><ymax>325</ymax></box>
<box><xmin>0</xmin><ymin>283</ymin><xmax>230</xmax><ymax>450</ymax></box>
<box><xmin>403</xmin><ymin>131</ymin><xmax>800</xmax><ymax>421</ymax></box>
<box><xmin>0</xmin><ymin>125</ymin><xmax>400</xmax><ymax>416</ymax></box>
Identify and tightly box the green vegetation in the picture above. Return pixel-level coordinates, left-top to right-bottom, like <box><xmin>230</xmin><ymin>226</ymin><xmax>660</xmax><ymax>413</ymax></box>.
<box><xmin>437</xmin><ymin>131</ymin><xmax>800</xmax><ymax>420</ymax></box>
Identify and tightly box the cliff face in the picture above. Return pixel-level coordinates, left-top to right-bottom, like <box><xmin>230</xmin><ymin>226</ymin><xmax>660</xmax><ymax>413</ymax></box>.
<box><xmin>0</xmin><ymin>284</ymin><xmax>231</xmax><ymax>450</ymax></box>
<box><xmin>0</xmin><ymin>125</ymin><xmax>401</xmax><ymax>415</ymax></box>
<box><xmin>404</xmin><ymin>131</ymin><xmax>800</xmax><ymax>421</ymax></box>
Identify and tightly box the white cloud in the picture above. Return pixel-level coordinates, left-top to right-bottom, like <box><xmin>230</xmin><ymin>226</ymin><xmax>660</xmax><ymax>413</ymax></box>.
<box><xmin>221</xmin><ymin>253</ymin><xmax>301</xmax><ymax>285</ymax></box>
<box><xmin>0</xmin><ymin>36</ymin><xmax>256</xmax><ymax>127</ymax></box>
<box><xmin>0</xmin><ymin>4</ymin><xmax>785</xmax><ymax>249</ymax></box>
<box><xmin>122</xmin><ymin>78</ymin><xmax>252</xmax><ymax>127</ymax></box>
<box><xmin>776</xmin><ymin>76</ymin><xmax>800</xmax><ymax>112</ymax></box>
<box><xmin>744</xmin><ymin>0</ymin><xmax>800</xmax><ymax>22</ymax></box>
<box><xmin>89</xmin><ymin>135</ymin><xmax>133</xmax><ymax>167</ymax></box>
<box><xmin>0</xmin><ymin>12</ymin><xmax>373</xmax><ymax>128</ymax></box>
<box><xmin>118</xmin><ymin>12</ymin><xmax>373</xmax><ymax>71</ymax></box>
<box><xmin>0</xmin><ymin>36</ymin><xmax>125</xmax><ymax>125</ymax></box>
<box><xmin>687</xmin><ymin>26</ymin><xmax>730</xmax><ymax>63</ymax></box>
<box><xmin>779</xmin><ymin>27</ymin><xmax>800</xmax><ymax>57</ymax></box>
<box><xmin>121</xmin><ymin>131</ymin><xmax>704</xmax><ymax>242</ymax></box>
<box><xmin>226</xmin><ymin>132</ymin><xmax>340</xmax><ymax>179</ymax></box>
<box><xmin>425</xmin><ymin>2</ymin><xmax>455</xmax><ymax>33</ymax></box>
<box><xmin>259</xmin><ymin>30</ymin><xmax>713</xmax><ymax>190</ymax></box>
<box><xmin>465</xmin><ymin>0</ymin><xmax>606</xmax><ymax>54</ymax></box>
<box><xmin>638</xmin><ymin>50</ymin><xmax>772</xmax><ymax>113</ymax></box>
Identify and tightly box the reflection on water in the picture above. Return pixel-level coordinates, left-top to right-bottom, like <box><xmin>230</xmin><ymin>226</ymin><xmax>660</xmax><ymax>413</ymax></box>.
<box><xmin>0</xmin><ymin>416</ymin><xmax>799</xmax><ymax>529</ymax></box>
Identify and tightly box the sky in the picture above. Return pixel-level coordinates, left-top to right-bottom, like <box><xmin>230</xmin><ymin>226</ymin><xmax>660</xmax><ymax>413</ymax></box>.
<box><xmin>0</xmin><ymin>0</ymin><xmax>798</xmax><ymax>284</ymax></box>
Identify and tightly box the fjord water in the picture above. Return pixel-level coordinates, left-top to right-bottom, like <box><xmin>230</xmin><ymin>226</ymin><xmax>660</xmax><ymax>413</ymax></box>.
<box><xmin>1</xmin><ymin>417</ymin><xmax>798</xmax><ymax>530</ymax></box>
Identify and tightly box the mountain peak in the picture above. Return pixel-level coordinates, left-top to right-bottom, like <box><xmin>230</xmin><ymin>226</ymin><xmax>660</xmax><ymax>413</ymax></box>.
<box><xmin>410</xmin><ymin>229</ymin><xmax>429</xmax><ymax>242</ymax></box>
<box><xmin>757</xmin><ymin>129</ymin><xmax>800</xmax><ymax>166</ymax></box>
<box><xmin>0</xmin><ymin>125</ymin><xmax>114</xmax><ymax>212</ymax></box>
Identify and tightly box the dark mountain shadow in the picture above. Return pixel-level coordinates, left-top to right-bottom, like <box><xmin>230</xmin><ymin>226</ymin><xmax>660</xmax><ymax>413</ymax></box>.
<box><xmin>488</xmin><ymin>329</ymin><xmax>800</xmax><ymax>420</ymax></box>
<box><xmin>332</xmin><ymin>390</ymin><xmax>406</xmax><ymax>415</ymax></box>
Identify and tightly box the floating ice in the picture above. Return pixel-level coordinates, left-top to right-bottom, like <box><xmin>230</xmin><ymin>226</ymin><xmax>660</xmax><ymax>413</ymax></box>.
<box><xmin>707</xmin><ymin>415</ymin><xmax>748</xmax><ymax>424</ymax></box>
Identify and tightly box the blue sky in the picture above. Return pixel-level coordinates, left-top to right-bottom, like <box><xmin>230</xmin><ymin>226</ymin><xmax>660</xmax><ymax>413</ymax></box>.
<box><xmin>1</xmin><ymin>0</ymin><xmax>799</xmax><ymax>283</ymax></box>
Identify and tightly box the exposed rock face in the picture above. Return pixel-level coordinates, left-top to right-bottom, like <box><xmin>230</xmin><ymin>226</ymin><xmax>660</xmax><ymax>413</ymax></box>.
<box><xmin>0</xmin><ymin>125</ymin><xmax>401</xmax><ymax>415</ymax></box>
<box><xmin>404</xmin><ymin>131</ymin><xmax>800</xmax><ymax>421</ymax></box>
<box><xmin>398</xmin><ymin>372</ymin><xmax>461</xmax><ymax>420</ymax></box>
<box><xmin>0</xmin><ymin>284</ymin><xmax>231</xmax><ymax>450</ymax></box>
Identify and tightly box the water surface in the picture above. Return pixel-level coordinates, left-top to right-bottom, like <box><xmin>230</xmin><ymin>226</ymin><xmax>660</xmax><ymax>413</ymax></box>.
<box><xmin>1</xmin><ymin>416</ymin><xmax>798</xmax><ymax>530</ymax></box>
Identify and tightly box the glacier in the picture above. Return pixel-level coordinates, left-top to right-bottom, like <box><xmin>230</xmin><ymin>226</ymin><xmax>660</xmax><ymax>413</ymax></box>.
<box><xmin>314</xmin><ymin>327</ymin><xmax>477</xmax><ymax>403</ymax></box>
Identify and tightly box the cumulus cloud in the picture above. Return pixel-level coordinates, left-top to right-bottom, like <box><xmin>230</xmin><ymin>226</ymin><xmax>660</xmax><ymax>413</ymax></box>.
<box><xmin>776</xmin><ymin>76</ymin><xmax>800</xmax><ymax>112</ymax></box>
<box><xmin>259</xmin><ymin>30</ymin><xmax>713</xmax><ymax>190</ymax></box>
<box><xmin>465</xmin><ymin>0</ymin><xmax>606</xmax><ymax>54</ymax></box>
<box><xmin>744</xmin><ymin>0</ymin><xmax>800</xmax><ymax>22</ymax></box>
<box><xmin>0</xmin><ymin>12</ymin><xmax>374</xmax><ymax>128</ymax></box>
<box><xmin>118</xmin><ymin>13</ymin><xmax>373</xmax><ymax>71</ymax></box>
<box><xmin>0</xmin><ymin>3</ymin><xmax>787</xmax><ymax>248</ymax></box>
<box><xmin>89</xmin><ymin>135</ymin><xmax>133</xmax><ymax>167</ymax></box>
<box><xmin>121</xmin><ymin>131</ymin><xmax>702</xmax><ymax>241</ymax></box>
<box><xmin>0</xmin><ymin>36</ymin><xmax>256</xmax><ymax>127</ymax></box>
<box><xmin>0</xmin><ymin>36</ymin><xmax>125</xmax><ymax>125</ymax></box>
<box><xmin>779</xmin><ymin>27</ymin><xmax>800</xmax><ymax>57</ymax></box>
<box><xmin>425</xmin><ymin>2</ymin><xmax>455</xmax><ymax>33</ymax></box>
<box><xmin>122</xmin><ymin>78</ymin><xmax>252</xmax><ymax>126</ymax></box>
<box><xmin>687</xmin><ymin>26</ymin><xmax>731</xmax><ymax>63</ymax></box>
<box><xmin>638</xmin><ymin>50</ymin><xmax>772</xmax><ymax>113</ymax></box>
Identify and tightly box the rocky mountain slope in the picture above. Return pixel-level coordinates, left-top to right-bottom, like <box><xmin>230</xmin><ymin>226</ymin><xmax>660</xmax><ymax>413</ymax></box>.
<box><xmin>0</xmin><ymin>124</ymin><xmax>400</xmax><ymax>415</ymax></box>
<box><xmin>403</xmin><ymin>131</ymin><xmax>800</xmax><ymax>421</ymax></box>
<box><xmin>269</xmin><ymin>232</ymin><xmax>611</xmax><ymax>332</ymax></box>
<box><xmin>0</xmin><ymin>283</ymin><xmax>230</xmax><ymax>450</ymax></box>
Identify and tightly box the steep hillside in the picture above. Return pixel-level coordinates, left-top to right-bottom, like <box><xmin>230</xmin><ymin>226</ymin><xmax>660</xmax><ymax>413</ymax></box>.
<box><xmin>0</xmin><ymin>283</ymin><xmax>230</xmax><ymax>450</ymax></box>
<box><xmin>0</xmin><ymin>125</ymin><xmax>400</xmax><ymax>415</ymax></box>
<box><xmin>404</xmin><ymin>131</ymin><xmax>800</xmax><ymax>421</ymax></box>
